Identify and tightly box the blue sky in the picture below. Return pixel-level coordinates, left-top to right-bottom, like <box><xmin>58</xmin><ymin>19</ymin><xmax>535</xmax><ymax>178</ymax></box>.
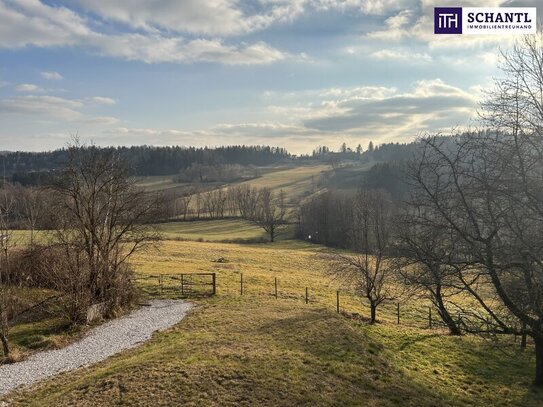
<box><xmin>0</xmin><ymin>0</ymin><xmax>540</xmax><ymax>154</ymax></box>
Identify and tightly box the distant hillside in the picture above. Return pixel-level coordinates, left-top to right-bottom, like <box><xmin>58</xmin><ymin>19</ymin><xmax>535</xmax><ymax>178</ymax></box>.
<box><xmin>2</xmin><ymin>137</ymin><xmax>456</xmax><ymax>189</ymax></box>
<box><xmin>1</xmin><ymin>145</ymin><xmax>291</xmax><ymax>183</ymax></box>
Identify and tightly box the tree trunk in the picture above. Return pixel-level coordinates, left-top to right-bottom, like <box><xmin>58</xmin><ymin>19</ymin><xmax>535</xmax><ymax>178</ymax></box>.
<box><xmin>534</xmin><ymin>335</ymin><xmax>543</xmax><ymax>387</ymax></box>
<box><xmin>439</xmin><ymin>307</ymin><xmax>462</xmax><ymax>336</ymax></box>
<box><xmin>0</xmin><ymin>331</ymin><xmax>9</xmax><ymax>357</ymax></box>
<box><xmin>434</xmin><ymin>290</ymin><xmax>461</xmax><ymax>336</ymax></box>
<box><xmin>370</xmin><ymin>302</ymin><xmax>377</xmax><ymax>324</ymax></box>
<box><xmin>270</xmin><ymin>226</ymin><xmax>275</xmax><ymax>242</ymax></box>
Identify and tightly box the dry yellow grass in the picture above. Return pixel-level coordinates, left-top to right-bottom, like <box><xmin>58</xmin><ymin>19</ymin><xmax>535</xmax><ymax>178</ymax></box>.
<box><xmin>236</xmin><ymin>165</ymin><xmax>328</xmax><ymax>201</ymax></box>
<box><xmin>133</xmin><ymin>239</ymin><xmax>437</xmax><ymax>326</ymax></box>
<box><xmin>4</xmin><ymin>238</ymin><xmax>542</xmax><ymax>406</ymax></box>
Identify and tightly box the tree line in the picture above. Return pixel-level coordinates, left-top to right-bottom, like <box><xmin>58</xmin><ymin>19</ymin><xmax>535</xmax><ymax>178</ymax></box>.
<box><xmin>1</xmin><ymin>145</ymin><xmax>291</xmax><ymax>182</ymax></box>
<box><xmin>162</xmin><ymin>184</ymin><xmax>288</xmax><ymax>242</ymax></box>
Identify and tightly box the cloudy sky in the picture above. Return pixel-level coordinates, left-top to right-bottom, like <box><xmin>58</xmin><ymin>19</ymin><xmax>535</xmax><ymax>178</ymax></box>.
<box><xmin>0</xmin><ymin>0</ymin><xmax>540</xmax><ymax>154</ymax></box>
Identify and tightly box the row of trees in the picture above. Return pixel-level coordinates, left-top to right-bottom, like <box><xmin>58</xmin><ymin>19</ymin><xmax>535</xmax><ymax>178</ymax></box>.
<box><xmin>162</xmin><ymin>184</ymin><xmax>288</xmax><ymax>242</ymax></box>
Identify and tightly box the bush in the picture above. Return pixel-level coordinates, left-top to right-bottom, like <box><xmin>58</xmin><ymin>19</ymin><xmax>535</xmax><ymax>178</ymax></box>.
<box><xmin>7</xmin><ymin>245</ymin><xmax>138</xmax><ymax>324</ymax></box>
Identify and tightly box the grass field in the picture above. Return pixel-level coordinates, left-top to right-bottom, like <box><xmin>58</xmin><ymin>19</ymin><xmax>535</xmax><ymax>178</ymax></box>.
<box><xmin>154</xmin><ymin>219</ymin><xmax>293</xmax><ymax>242</ymax></box>
<box><xmin>5</xmin><ymin>238</ymin><xmax>543</xmax><ymax>406</ymax></box>
<box><xmin>134</xmin><ymin>165</ymin><xmax>330</xmax><ymax>207</ymax></box>
<box><xmin>236</xmin><ymin>165</ymin><xmax>329</xmax><ymax>202</ymax></box>
<box><xmin>133</xmin><ymin>175</ymin><xmax>188</xmax><ymax>192</ymax></box>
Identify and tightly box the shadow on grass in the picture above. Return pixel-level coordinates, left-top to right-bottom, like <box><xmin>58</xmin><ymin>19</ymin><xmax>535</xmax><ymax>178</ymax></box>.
<box><xmin>256</xmin><ymin>305</ymin><xmax>463</xmax><ymax>407</ymax></box>
<box><xmin>398</xmin><ymin>333</ymin><xmax>442</xmax><ymax>351</ymax></box>
<box><xmin>361</xmin><ymin>322</ymin><xmax>543</xmax><ymax>406</ymax></box>
<box><xmin>9</xmin><ymin>317</ymin><xmax>74</xmax><ymax>352</ymax></box>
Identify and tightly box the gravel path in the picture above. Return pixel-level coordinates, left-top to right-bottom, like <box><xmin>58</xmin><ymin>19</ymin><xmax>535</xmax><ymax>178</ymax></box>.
<box><xmin>0</xmin><ymin>299</ymin><xmax>192</xmax><ymax>396</ymax></box>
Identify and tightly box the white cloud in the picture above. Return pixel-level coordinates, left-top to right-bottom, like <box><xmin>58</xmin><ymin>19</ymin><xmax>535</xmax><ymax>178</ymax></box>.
<box><xmin>100</xmin><ymin>127</ymin><xmax>210</xmax><ymax>146</ymax></box>
<box><xmin>74</xmin><ymin>0</ymin><xmax>304</xmax><ymax>36</ymax></box>
<box><xmin>370</xmin><ymin>49</ymin><xmax>431</xmax><ymax>62</ymax></box>
<box><xmin>365</xmin><ymin>1</ymin><xmax>521</xmax><ymax>49</ymax></box>
<box><xmin>96</xmin><ymin>79</ymin><xmax>479</xmax><ymax>152</ymax></box>
<box><xmin>41</xmin><ymin>71</ymin><xmax>63</xmax><ymax>80</ymax></box>
<box><xmin>0</xmin><ymin>95</ymin><xmax>84</xmax><ymax>120</ymax></box>
<box><xmin>311</xmin><ymin>0</ymin><xmax>415</xmax><ymax>15</ymax></box>
<box><xmin>0</xmin><ymin>0</ymin><xmax>289</xmax><ymax>65</ymax></box>
<box><xmin>72</xmin><ymin>0</ymin><xmax>417</xmax><ymax>37</ymax></box>
<box><xmin>302</xmin><ymin>79</ymin><xmax>477</xmax><ymax>138</ymax></box>
<box><xmin>3</xmin><ymin>0</ymin><xmax>489</xmax><ymax>67</ymax></box>
<box><xmin>0</xmin><ymin>0</ymin><xmax>91</xmax><ymax>48</ymax></box>
<box><xmin>87</xmin><ymin>96</ymin><xmax>116</xmax><ymax>105</ymax></box>
<box><xmin>212</xmin><ymin>122</ymin><xmax>313</xmax><ymax>137</ymax></box>
<box><xmin>0</xmin><ymin>94</ymin><xmax>119</xmax><ymax>124</ymax></box>
<box><xmin>15</xmin><ymin>83</ymin><xmax>44</xmax><ymax>92</ymax></box>
<box><xmin>91</xmin><ymin>35</ymin><xmax>287</xmax><ymax>64</ymax></box>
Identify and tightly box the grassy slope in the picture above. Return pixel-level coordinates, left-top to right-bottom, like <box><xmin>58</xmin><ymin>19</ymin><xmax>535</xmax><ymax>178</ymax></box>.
<box><xmin>134</xmin><ymin>165</ymin><xmax>330</xmax><ymax>204</ymax></box>
<box><xmin>154</xmin><ymin>219</ymin><xmax>294</xmax><ymax>242</ymax></box>
<box><xmin>133</xmin><ymin>175</ymin><xmax>188</xmax><ymax>192</ymax></box>
<box><xmin>3</xmin><ymin>287</ymin><xmax>84</xmax><ymax>360</ymax></box>
<box><xmin>236</xmin><ymin>165</ymin><xmax>329</xmax><ymax>202</ymax></box>
<box><xmin>6</xmin><ymin>298</ymin><xmax>458</xmax><ymax>407</ymax></box>
<box><xmin>5</xmin><ymin>239</ymin><xmax>543</xmax><ymax>406</ymax></box>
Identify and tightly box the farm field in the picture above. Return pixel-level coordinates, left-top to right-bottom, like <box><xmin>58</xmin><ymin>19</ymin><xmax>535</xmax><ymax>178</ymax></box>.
<box><xmin>133</xmin><ymin>175</ymin><xmax>189</xmax><ymax>192</ymax></box>
<box><xmin>4</xmin><ymin>237</ymin><xmax>542</xmax><ymax>406</ymax></box>
<box><xmin>235</xmin><ymin>165</ymin><xmax>329</xmax><ymax>202</ymax></box>
<box><xmin>134</xmin><ymin>165</ymin><xmax>329</xmax><ymax>197</ymax></box>
<box><xmin>154</xmin><ymin>219</ymin><xmax>294</xmax><ymax>242</ymax></box>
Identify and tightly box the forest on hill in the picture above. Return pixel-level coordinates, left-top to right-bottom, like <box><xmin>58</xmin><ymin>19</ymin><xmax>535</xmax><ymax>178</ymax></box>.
<box><xmin>0</xmin><ymin>145</ymin><xmax>291</xmax><ymax>179</ymax></box>
<box><xmin>1</xmin><ymin>140</ymin><xmax>422</xmax><ymax>187</ymax></box>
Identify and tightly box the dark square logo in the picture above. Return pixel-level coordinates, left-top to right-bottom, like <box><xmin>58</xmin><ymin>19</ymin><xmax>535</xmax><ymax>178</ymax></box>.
<box><xmin>434</xmin><ymin>7</ymin><xmax>462</xmax><ymax>34</ymax></box>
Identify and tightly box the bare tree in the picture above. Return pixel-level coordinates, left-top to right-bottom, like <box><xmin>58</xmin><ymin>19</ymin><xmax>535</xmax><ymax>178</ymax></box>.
<box><xmin>202</xmin><ymin>189</ymin><xmax>227</xmax><ymax>219</ymax></box>
<box><xmin>52</xmin><ymin>143</ymin><xmax>159</xmax><ymax>322</ymax></box>
<box><xmin>328</xmin><ymin>189</ymin><xmax>396</xmax><ymax>323</ymax></box>
<box><xmin>232</xmin><ymin>184</ymin><xmax>259</xmax><ymax>220</ymax></box>
<box><xmin>194</xmin><ymin>191</ymin><xmax>202</xmax><ymax>219</ymax></box>
<box><xmin>412</xmin><ymin>114</ymin><xmax>543</xmax><ymax>385</ymax></box>
<box><xmin>254</xmin><ymin>188</ymin><xmax>287</xmax><ymax>242</ymax></box>
<box><xmin>394</xmin><ymin>210</ymin><xmax>464</xmax><ymax>335</ymax></box>
<box><xmin>18</xmin><ymin>186</ymin><xmax>45</xmax><ymax>247</ymax></box>
<box><xmin>177</xmin><ymin>185</ymin><xmax>198</xmax><ymax>221</ymax></box>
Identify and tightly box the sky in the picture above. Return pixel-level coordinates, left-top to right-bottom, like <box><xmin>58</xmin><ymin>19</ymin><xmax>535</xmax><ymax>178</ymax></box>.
<box><xmin>0</xmin><ymin>0</ymin><xmax>541</xmax><ymax>154</ymax></box>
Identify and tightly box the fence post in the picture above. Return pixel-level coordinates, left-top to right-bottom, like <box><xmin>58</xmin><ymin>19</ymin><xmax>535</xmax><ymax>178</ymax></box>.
<box><xmin>181</xmin><ymin>274</ymin><xmax>184</xmax><ymax>296</ymax></box>
<box><xmin>336</xmin><ymin>290</ymin><xmax>340</xmax><ymax>313</ymax></box>
<box><xmin>521</xmin><ymin>322</ymin><xmax>527</xmax><ymax>349</ymax></box>
<box><xmin>274</xmin><ymin>277</ymin><xmax>278</xmax><ymax>299</ymax></box>
<box><xmin>212</xmin><ymin>273</ymin><xmax>216</xmax><ymax>296</ymax></box>
<box><xmin>240</xmin><ymin>273</ymin><xmax>244</xmax><ymax>296</ymax></box>
<box><xmin>428</xmin><ymin>307</ymin><xmax>432</xmax><ymax>329</ymax></box>
<box><xmin>397</xmin><ymin>303</ymin><xmax>400</xmax><ymax>325</ymax></box>
<box><xmin>305</xmin><ymin>287</ymin><xmax>308</xmax><ymax>304</ymax></box>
